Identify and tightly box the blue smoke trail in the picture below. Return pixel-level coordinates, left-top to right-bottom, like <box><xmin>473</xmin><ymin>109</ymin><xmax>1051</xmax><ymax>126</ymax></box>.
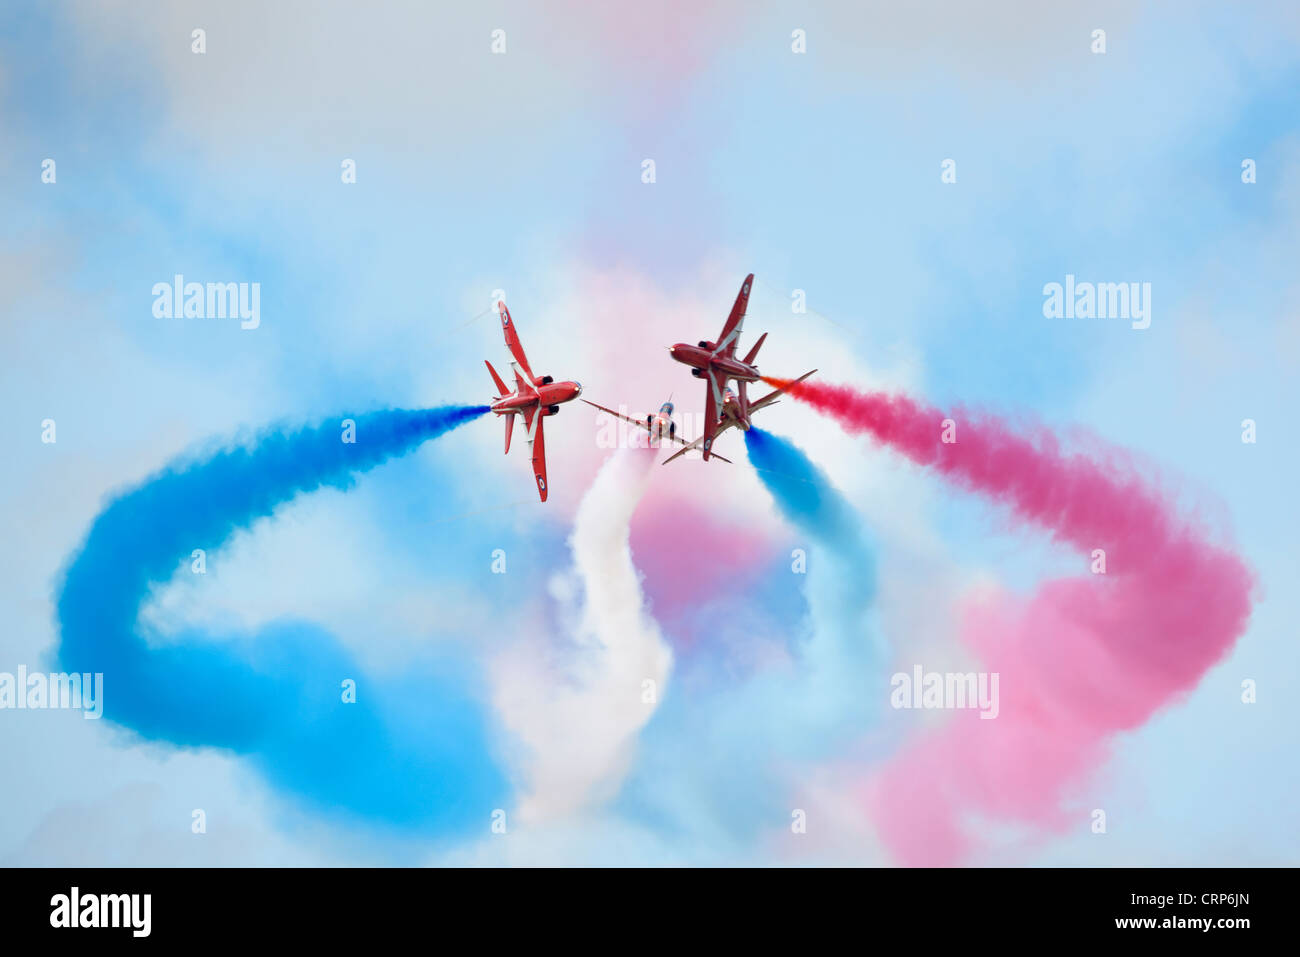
<box><xmin>743</xmin><ymin>427</ymin><xmax>885</xmax><ymax>709</ymax></box>
<box><xmin>615</xmin><ymin>429</ymin><xmax>888</xmax><ymax>849</ymax></box>
<box><xmin>55</xmin><ymin>405</ymin><xmax>510</xmax><ymax>836</ymax></box>
<box><xmin>744</xmin><ymin>426</ymin><xmax>876</xmax><ymax>594</ymax></box>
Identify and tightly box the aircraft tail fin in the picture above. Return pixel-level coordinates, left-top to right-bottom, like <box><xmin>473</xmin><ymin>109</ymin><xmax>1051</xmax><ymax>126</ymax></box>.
<box><xmin>503</xmin><ymin>413</ymin><xmax>514</xmax><ymax>455</ymax></box>
<box><xmin>485</xmin><ymin>359</ymin><xmax>509</xmax><ymax>397</ymax></box>
<box><xmin>742</xmin><ymin>331</ymin><xmax>767</xmax><ymax>366</ymax></box>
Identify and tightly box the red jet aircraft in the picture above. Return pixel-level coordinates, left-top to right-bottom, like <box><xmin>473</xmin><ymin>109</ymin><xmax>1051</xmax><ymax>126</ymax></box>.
<box><xmin>485</xmin><ymin>301</ymin><xmax>582</xmax><ymax>502</ymax></box>
<box><xmin>661</xmin><ymin>370</ymin><xmax>815</xmax><ymax>464</ymax></box>
<box><xmin>668</xmin><ymin>273</ymin><xmax>813</xmax><ymax>460</ymax></box>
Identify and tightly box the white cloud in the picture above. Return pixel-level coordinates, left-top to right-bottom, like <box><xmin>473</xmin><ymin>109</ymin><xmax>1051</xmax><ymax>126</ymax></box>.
<box><xmin>491</xmin><ymin>447</ymin><xmax>672</xmax><ymax>821</ymax></box>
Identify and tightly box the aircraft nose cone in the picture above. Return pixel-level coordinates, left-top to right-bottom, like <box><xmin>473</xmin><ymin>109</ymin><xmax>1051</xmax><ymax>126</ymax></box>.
<box><xmin>574</xmin><ymin>382</ymin><xmax>582</xmax><ymax>396</ymax></box>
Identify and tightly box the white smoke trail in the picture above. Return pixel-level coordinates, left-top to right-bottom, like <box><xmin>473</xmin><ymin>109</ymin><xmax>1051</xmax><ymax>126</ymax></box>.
<box><xmin>492</xmin><ymin>446</ymin><xmax>672</xmax><ymax>822</ymax></box>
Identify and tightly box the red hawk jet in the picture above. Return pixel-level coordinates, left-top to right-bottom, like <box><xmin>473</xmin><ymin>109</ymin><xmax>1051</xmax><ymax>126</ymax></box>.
<box><xmin>661</xmin><ymin>370</ymin><xmax>816</xmax><ymax>464</ymax></box>
<box><xmin>669</xmin><ymin>273</ymin><xmax>813</xmax><ymax>460</ymax></box>
<box><xmin>580</xmin><ymin>397</ymin><xmax>734</xmax><ymax>464</ymax></box>
<box><xmin>485</xmin><ymin>301</ymin><xmax>582</xmax><ymax>502</ymax></box>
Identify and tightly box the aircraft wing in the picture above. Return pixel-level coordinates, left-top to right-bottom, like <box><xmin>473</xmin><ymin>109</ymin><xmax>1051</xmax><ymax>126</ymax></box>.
<box><xmin>522</xmin><ymin>405</ymin><xmax>548</xmax><ymax>501</ymax></box>
<box><xmin>661</xmin><ymin>425</ymin><xmax>735</xmax><ymax>465</ymax></box>
<box><xmin>581</xmin><ymin>399</ymin><xmax>655</xmax><ymax>433</ymax></box>
<box><xmin>701</xmin><ymin>372</ymin><xmax>721</xmax><ymax>460</ymax></box>
<box><xmin>581</xmin><ymin>399</ymin><xmax>697</xmax><ymax>450</ymax></box>
<box><xmin>511</xmin><ymin>361</ymin><xmax>536</xmax><ymax>395</ymax></box>
<box><xmin>713</xmin><ymin>273</ymin><xmax>753</xmax><ymax>358</ymax></box>
<box><xmin>749</xmin><ymin>368</ymin><xmax>817</xmax><ymax>412</ymax></box>
<box><xmin>498</xmin><ymin>301</ymin><xmax>534</xmax><ymax>380</ymax></box>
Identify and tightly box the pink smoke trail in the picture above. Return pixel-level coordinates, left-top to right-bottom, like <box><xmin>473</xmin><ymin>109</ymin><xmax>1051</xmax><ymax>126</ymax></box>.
<box><xmin>763</xmin><ymin>377</ymin><xmax>1255</xmax><ymax>865</ymax></box>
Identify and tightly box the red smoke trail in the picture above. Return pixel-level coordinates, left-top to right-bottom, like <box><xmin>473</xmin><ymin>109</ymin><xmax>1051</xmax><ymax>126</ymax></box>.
<box><xmin>762</xmin><ymin>376</ymin><xmax>1254</xmax><ymax>865</ymax></box>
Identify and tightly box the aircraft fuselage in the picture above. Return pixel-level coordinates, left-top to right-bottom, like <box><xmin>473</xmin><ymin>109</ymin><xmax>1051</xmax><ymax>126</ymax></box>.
<box><xmin>646</xmin><ymin>409</ymin><xmax>677</xmax><ymax>444</ymax></box>
<box><xmin>491</xmin><ymin>381</ymin><xmax>582</xmax><ymax>414</ymax></box>
<box><xmin>720</xmin><ymin>392</ymin><xmax>752</xmax><ymax>431</ymax></box>
<box><xmin>668</xmin><ymin>344</ymin><xmax>760</xmax><ymax>382</ymax></box>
